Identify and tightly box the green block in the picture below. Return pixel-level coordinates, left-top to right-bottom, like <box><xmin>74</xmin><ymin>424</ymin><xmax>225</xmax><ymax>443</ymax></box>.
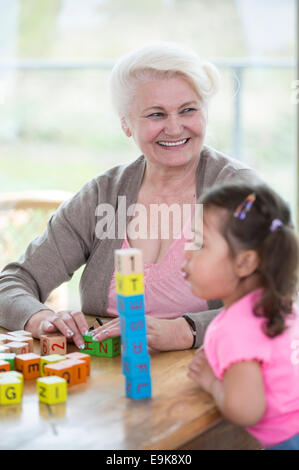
<box><xmin>0</xmin><ymin>353</ymin><xmax>16</xmax><ymax>370</ymax></box>
<box><xmin>82</xmin><ymin>334</ymin><xmax>121</xmax><ymax>358</ymax></box>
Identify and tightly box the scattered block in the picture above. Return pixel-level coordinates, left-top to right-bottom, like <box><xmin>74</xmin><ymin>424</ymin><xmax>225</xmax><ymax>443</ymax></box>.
<box><xmin>115</xmin><ymin>273</ymin><xmax>144</xmax><ymax>296</ymax></box>
<box><xmin>0</xmin><ymin>353</ymin><xmax>16</xmax><ymax>370</ymax></box>
<box><xmin>37</xmin><ymin>376</ymin><xmax>67</xmax><ymax>405</ymax></box>
<box><xmin>65</xmin><ymin>352</ymin><xmax>91</xmax><ymax>375</ymax></box>
<box><xmin>40</xmin><ymin>334</ymin><xmax>67</xmax><ymax>356</ymax></box>
<box><xmin>0</xmin><ymin>346</ymin><xmax>10</xmax><ymax>354</ymax></box>
<box><xmin>82</xmin><ymin>333</ymin><xmax>121</xmax><ymax>357</ymax></box>
<box><xmin>9</xmin><ymin>330</ymin><xmax>32</xmax><ymax>337</ymax></box>
<box><xmin>114</xmin><ymin>249</ymin><xmax>143</xmax><ymax>275</ymax></box>
<box><xmin>0</xmin><ymin>376</ymin><xmax>23</xmax><ymax>405</ymax></box>
<box><xmin>0</xmin><ymin>371</ymin><xmax>24</xmax><ymax>392</ymax></box>
<box><xmin>125</xmin><ymin>376</ymin><xmax>152</xmax><ymax>400</ymax></box>
<box><xmin>0</xmin><ymin>361</ymin><xmax>10</xmax><ymax>373</ymax></box>
<box><xmin>44</xmin><ymin>360</ymin><xmax>75</xmax><ymax>386</ymax></box>
<box><xmin>6</xmin><ymin>335</ymin><xmax>34</xmax><ymax>353</ymax></box>
<box><xmin>0</xmin><ymin>334</ymin><xmax>10</xmax><ymax>345</ymax></box>
<box><xmin>5</xmin><ymin>342</ymin><xmax>30</xmax><ymax>355</ymax></box>
<box><xmin>15</xmin><ymin>353</ymin><xmax>41</xmax><ymax>379</ymax></box>
<box><xmin>40</xmin><ymin>354</ymin><xmax>66</xmax><ymax>377</ymax></box>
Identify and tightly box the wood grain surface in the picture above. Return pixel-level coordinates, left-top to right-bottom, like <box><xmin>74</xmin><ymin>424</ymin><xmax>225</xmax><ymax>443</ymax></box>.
<box><xmin>0</xmin><ymin>317</ymin><xmax>260</xmax><ymax>450</ymax></box>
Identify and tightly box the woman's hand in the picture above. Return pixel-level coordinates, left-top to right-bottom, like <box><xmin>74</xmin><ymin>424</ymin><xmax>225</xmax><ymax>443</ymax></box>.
<box><xmin>92</xmin><ymin>316</ymin><xmax>195</xmax><ymax>352</ymax></box>
<box><xmin>24</xmin><ymin>309</ymin><xmax>89</xmax><ymax>349</ymax></box>
<box><xmin>187</xmin><ymin>348</ymin><xmax>218</xmax><ymax>393</ymax></box>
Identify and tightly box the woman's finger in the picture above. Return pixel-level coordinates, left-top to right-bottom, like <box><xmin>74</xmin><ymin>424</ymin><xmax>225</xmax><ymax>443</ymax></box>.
<box><xmin>58</xmin><ymin>312</ymin><xmax>86</xmax><ymax>350</ymax></box>
<box><xmin>92</xmin><ymin>318</ymin><xmax>120</xmax><ymax>341</ymax></box>
<box><xmin>69</xmin><ymin>310</ymin><xmax>89</xmax><ymax>336</ymax></box>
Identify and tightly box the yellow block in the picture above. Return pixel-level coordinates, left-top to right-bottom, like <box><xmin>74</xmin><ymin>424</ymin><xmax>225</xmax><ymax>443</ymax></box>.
<box><xmin>37</xmin><ymin>376</ymin><xmax>67</xmax><ymax>405</ymax></box>
<box><xmin>0</xmin><ymin>377</ymin><xmax>22</xmax><ymax>405</ymax></box>
<box><xmin>115</xmin><ymin>273</ymin><xmax>144</xmax><ymax>296</ymax></box>
<box><xmin>40</xmin><ymin>354</ymin><xmax>66</xmax><ymax>377</ymax></box>
<box><xmin>0</xmin><ymin>371</ymin><xmax>24</xmax><ymax>392</ymax></box>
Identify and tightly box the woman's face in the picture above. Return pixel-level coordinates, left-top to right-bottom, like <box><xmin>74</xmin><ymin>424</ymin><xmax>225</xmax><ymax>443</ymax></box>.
<box><xmin>123</xmin><ymin>75</ymin><xmax>207</xmax><ymax>169</ymax></box>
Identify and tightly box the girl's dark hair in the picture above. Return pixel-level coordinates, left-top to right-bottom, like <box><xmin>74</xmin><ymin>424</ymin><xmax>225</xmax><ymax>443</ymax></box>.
<box><xmin>200</xmin><ymin>182</ymin><xmax>299</xmax><ymax>338</ymax></box>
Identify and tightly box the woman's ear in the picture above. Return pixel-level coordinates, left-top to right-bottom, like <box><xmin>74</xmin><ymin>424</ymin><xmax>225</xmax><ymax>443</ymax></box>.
<box><xmin>235</xmin><ymin>250</ymin><xmax>260</xmax><ymax>278</ymax></box>
<box><xmin>121</xmin><ymin>117</ymin><xmax>132</xmax><ymax>137</ymax></box>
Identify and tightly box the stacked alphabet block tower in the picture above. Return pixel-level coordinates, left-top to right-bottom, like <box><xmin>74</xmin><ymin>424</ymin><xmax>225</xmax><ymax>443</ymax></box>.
<box><xmin>115</xmin><ymin>248</ymin><xmax>152</xmax><ymax>400</ymax></box>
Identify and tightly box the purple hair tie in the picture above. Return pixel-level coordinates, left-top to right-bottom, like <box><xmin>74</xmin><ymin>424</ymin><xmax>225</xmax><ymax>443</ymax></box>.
<box><xmin>270</xmin><ymin>219</ymin><xmax>283</xmax><ymax>232</ymax></box>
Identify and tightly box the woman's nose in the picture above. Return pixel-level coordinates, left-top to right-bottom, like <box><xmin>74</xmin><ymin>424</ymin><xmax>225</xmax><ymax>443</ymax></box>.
<box><xmin>164</xmin><ymin>114</ymin><xmax>183</xmax><ymax>136</ymax></box>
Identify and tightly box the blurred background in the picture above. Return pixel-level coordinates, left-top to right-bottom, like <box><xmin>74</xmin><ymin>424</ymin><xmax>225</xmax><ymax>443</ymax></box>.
<box><xmin>0</xmin><ymin>0</ymin><xmax>297</xmax><ymax>309</ymax></box>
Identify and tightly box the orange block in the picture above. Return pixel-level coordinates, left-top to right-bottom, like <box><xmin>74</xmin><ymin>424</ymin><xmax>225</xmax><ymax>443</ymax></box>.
<box><xmin>15</xmin><ymin>353</ymin><xmax>41</xmax><ymax>379</ymax></box>
<box><xmin>44</xmin><ymin>360</ymin><xmax>75</xmax><ymax>386</ymax></box>
<box><xmin>65</xmin><ymin>352</ymin><xmax>91</xmax><ymax>376</ymax></box>
<box><xmin>40</xmin><ymin>334</ymin><xmax>67</xmax><ymax>356</ymax></box>
<box><xmin>0</xmin><ymin>361</ymin><xmax>10</xmax><ymax>373</ymax></box>
<box><xmin>6</xmin><ymin>342</ymin><xmax>30</xmax><ymax>355</ymax></box>
<box><xmin>66</xmin><ymin>360</ymin><xmax>87</xmax><ymax>385</ymax></box>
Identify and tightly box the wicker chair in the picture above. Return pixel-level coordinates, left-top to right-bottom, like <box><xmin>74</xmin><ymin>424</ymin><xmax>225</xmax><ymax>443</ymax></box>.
<box><xmin>0</xmin><ymin>190</ymin><xmax>73</xmax><ymax>312</ymax></box>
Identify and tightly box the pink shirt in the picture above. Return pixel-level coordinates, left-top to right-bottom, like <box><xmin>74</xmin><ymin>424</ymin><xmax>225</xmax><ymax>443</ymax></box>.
<box><xmin>204</xmin><ymin>289</ymin><xmax>299</xmax><ymax>447</ymax></box>
<box><xmin>107</xmin><ymin>213</ymin><xmax>208</xmax><ymax>319</ymax></box>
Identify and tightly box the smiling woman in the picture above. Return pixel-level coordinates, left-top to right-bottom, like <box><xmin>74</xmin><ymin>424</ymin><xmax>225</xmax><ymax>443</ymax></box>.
<box><xmin>0</xmin><ymin>42</ymin><xmax>262</xmax><ymax>352</ymax></box>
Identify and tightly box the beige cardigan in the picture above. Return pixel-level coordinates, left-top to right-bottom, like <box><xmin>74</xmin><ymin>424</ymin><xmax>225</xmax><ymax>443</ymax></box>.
<box><xmin>0</xmin><ymin>146</ymin><xmax>261</xmax><ymax>347</ymax></box>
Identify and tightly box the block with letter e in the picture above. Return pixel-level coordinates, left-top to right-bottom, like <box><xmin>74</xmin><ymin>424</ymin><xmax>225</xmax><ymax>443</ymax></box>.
<box><xmin>15</xmin><ymin>353</ymin><xmax>41</xmax><ymax>379</ymax></box>
<box><xmin>37</xmin><ymin>376</ymin><xmax>67</xmax><ymax>405</ymax></box>
<box><xmin>117</xmin><ymin>294</ymin><xmax>145</xmax><ymax>317</ymax></box>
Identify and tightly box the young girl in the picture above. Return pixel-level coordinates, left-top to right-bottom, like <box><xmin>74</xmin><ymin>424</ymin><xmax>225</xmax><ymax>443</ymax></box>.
<box><xmin>183</xmin><ymin>182</ymin><xmax>299</xmax><ymax>450</ymax></box>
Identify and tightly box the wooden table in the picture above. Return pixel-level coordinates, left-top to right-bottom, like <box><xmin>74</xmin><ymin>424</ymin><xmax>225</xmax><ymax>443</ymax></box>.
<box><xmin>0</xmin><ymin>317</ymin><xmax>261</xmax><ymax>451</ymax></box>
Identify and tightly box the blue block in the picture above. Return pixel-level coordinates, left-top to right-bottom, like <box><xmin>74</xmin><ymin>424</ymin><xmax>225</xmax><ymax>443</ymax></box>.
<box><xmin>122</xmin><ymin>334</ymin><xmax>148</xmax><ymax>357</ymax></box>
<box><xmin>116</xmin><ymin>294</ymin><xmax>145</xmax><ymax>316</ymax></box>
<box><xmin>125</xmin><ymin>375</ymin><xmax>152</xmax><ymax>399</ymax></box>
<box><xmin>122</xmin><ymin>354</ymin><xmax>151</xmax><ymax>378</ymax></box>
<box><xmin>120</xmin><ymin>314</ymin><xmax>147</xmax><ymax>339</ymax></box>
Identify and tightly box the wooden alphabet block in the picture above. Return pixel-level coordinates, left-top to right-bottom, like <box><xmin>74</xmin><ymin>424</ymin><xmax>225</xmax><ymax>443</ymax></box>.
<box><xmin>5</xmin><ymin>342</ymin><xmax>30</xmax><ymax>355</ymax></box>
<box><xmin>116</xmin><ymin>294</ymin><xmax>145</xmax><ymax>317</ymax></box>
<box><xmin>0</xmin><ymin>346</ymin><xmax>10</xmax><ymax>354</ymax></box>
<box><xmin>115</xmin><ymin>273</ymin><xmax>144</xmax><ymax>296</ymax></box>
<box><xmin>65</xmin><ymin>352</ymin><xmax>91</xmax><ymax>375</ymax></box>
<box><xmin>0</xmin><ymin>334</ymin><xmax>10</xmax><ymax>345</ymax></box>
<box><xmin>40</xmin><ymin>354</ymin><xmax>66</xmax><ymax>377</ymax></box>
<box><xmin>37</xmin><ymin>376</ymin><xmax>67</xmax><ymax>405</ymax></box>
<box><xmin>6</xmin><ymin>335</ymin><xmax>34</xmax><ymax>353</ymax></box>
<box><xmin>0</xmin><ymin>371</ymin><xmax>24</xmax><ymax>392</ymax></box>
<box><xmin>0</xmin><ymin>361</ymin><xmax>10</xmax><ymax>373</ymax></box>
<box><xmin>121</xmin><ymin>335</ymin><xmax>148</xmax><ymax>357</ymax></box>
<box><xmin>82</xmin><ymin>333</ymin><xmax>121</xmax><ymax>358</ymax></box>
<box><xmin>120</xmin><ymin>314</ymin><xmax>147</xmax><ymax>339</ymax></box>
<box><xmin>0</xmin><ymin>353</ymin><xmax>16</xmax><ymax>370</ymax></box>
<box><xmin>15</xmin><ymin>353</ymin><xmax>41</xmax><ymax>379</ymax></box>
<box><xmin>0</xmin><ymin>377</ymin><xmax>23</xmax><ymax>405</ymax></box>
<box><xmin>122</xmin><ymin>354</ymin><xmax>151</xmax><ymax>378</ymax></box>
<box><xmin>125</xmin><ymin>375</ymin><xmax>152</xmax><ymax>400</ymax></box>
<box><xmin>114</xmin><ymin>249</ymin><xmax>143</xmax><ymax>275</ymax></box>
<box><xmin>63</xmin><ymin>359</ymin><xmax>87</xmax><ymax>385</ymax></box>
<box><xmin>44</xmin><ymin>360</ymin><xmax>75</xmax><ymax>386</ymax></box>
<box><xmin>9</xmin><ymin>330</ymin><xmax>32</xmax><ymax>337</ymax></box>
<box><xmin>40</xmin><ymin>334</ymin><xmax>67</xmax><ymax>356</ymax></box>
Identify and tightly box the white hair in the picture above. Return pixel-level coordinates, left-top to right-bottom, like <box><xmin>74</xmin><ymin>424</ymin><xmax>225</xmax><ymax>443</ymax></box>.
<box><xmin>109</xmin><ymin>42</ymin><xmax>221</xmax><ymax>119</ymax></box>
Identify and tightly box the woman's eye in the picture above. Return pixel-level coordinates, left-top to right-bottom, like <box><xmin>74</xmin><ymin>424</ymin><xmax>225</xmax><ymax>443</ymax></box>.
<box><xmin>181</xmin><ymin>108</ymin><xmax>197</xmax><ymax>114</ymax></box>
<box><xmin>146</xmin><ymin>112</ymin><xmax>164</xmax><ymax>118</ymax></box>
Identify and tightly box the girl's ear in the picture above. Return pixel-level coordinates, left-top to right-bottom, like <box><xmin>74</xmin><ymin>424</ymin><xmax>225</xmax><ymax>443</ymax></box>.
<box><xmin>121</xmin><ymin>118</ymin><xmax>132</xmax><ymax>137</ymax></box>
<box><xmin>235</xmin><ymin>250</ymin><xmax>260</xmax><ymax>278</ymax></box>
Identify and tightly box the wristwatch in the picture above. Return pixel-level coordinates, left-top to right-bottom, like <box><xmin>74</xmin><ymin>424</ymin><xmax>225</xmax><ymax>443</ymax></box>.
<box><xmin>182</xmin><ymin>315</ymin><xmax>197</xmax><ymax>349</ymax></box>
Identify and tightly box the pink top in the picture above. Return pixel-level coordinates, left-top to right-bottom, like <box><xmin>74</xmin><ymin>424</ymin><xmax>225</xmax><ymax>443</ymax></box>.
<box><xmin>204</xmin><ymin>289</ymin><xmax>299</xmax><ymax>447</ymax></box>
<box><xmin>107</xmin><ymin>209</ymin><xmax>208</xmax><ymax>319</ymax></box>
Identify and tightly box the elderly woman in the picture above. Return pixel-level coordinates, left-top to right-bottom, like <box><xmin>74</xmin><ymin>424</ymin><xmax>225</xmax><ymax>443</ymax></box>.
<box><xmin>0</xmin><ymin>43</ymin><xmax>260</xmax><ymax>350</ymax></box>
